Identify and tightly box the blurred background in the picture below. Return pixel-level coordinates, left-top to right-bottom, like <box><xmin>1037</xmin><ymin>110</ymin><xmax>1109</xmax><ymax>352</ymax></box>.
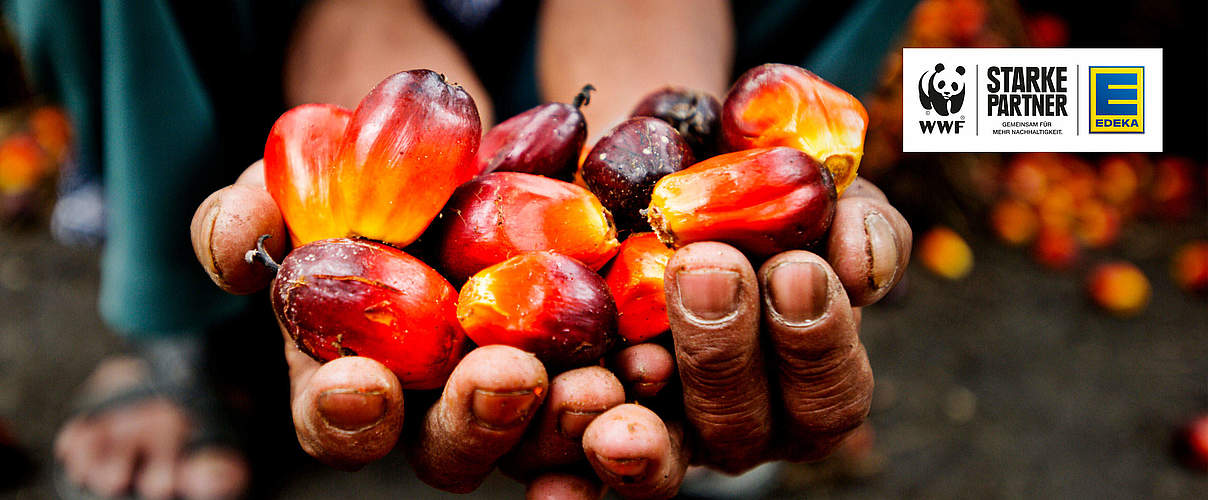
<box><xmin>1</xmin><ymin>0</ymin><xmax>1205</xmax><ymax>498</ymax></box>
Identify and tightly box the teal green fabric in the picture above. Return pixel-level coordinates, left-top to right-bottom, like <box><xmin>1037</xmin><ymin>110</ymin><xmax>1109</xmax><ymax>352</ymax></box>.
<box><xmin>7</xmin><ymin>0</ymin><xmax>247</xmax><ymax>337</ymax></box>
<box><xmin>806</xmin><ymin>0</ymin><xmax>918</xmax><ymax>97</ymax></box>
<box><xmin>96</xmin><ymin>1</ymin><xmax>246</xmax><ymax>337</ymax></box>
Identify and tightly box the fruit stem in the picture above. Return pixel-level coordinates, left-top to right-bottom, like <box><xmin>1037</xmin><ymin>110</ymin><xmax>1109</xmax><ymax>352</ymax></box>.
<box><xmin>573</xmin><ymin>84</ymin><xmax>596</xmax><ymax>108</ymax></box>
<box><xmin>244</xmin><ymin>234</ymin><xmax>280</xmax><ymax>274</ymax></box>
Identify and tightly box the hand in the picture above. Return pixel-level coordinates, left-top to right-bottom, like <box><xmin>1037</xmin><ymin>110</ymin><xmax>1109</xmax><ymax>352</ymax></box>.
<box><xmin>188</xmin><ymin>162</ymin><xmax>667</xmax><ymax>497</ymax></box>
<box><xmin>541</xmin><ymin>177</ymin><xmax>911</xmax><ymax>499</ymax></box>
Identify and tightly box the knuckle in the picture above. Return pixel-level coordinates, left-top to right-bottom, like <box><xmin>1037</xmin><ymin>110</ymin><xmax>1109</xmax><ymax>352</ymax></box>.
<box><xmin>780</xmin><ymin>344</ymin><xmax>873</xmax><ymax>437</ymax></box>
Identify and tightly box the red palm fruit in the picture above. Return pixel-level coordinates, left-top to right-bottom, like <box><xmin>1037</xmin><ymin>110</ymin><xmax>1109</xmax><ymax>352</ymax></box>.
<box><xmin>646</xmin><ymin>147</ymin><xmax>836</xmax><ymax>257</ymax></box>
<box><xmin>721</xmin><ymin>63</ymin><xmax>868</xmax><ymax>195</ymax></box>
<box><xmin>1176</xmin><ymin>414</ymin><xmax>1208</xmax><ymax>471</ymax></box>
<box><xmin>1171</xmin><ymin>241</ymin><xmax>1208</xmax><ymax>294</ymax></box>
<box><xmin>631</xmin><ymin>86</ymin><xmax>722</xmax><ymax>159</ymax></box>
<box><xmin>263</xmin><ymin>103</ymin><xmax>351</xmax><ymax>245</ymax></box>
<box><xmin>271</xmin><ymin>238</ymin><xmax>465</xmax><ymax>390</ymax></box>
<box><xmin>1086</xmin><ymin>261</ymin><xmax>1150</xmax><ymax>317</ymax></box>
<box><xmin>581</xmin><ymin>117</ymin><xmax>695</xmax><ymax>231</ymax></box>
<box><xmin>1148</xmin><ymin>157</ymin><xmax>1197</xmax><ymax>221</ymax></box>
<box><xmin>1003</xmin><ymin>154</ymin><xmax>1050</xmax><ymax>204</ymax></box>
<box><xmin>438</xmin><ymin>172</ymin><xmax>620</xmax><ymax>283</ymax></box>
<box><xmin>330</xmin><ymin>69</ymin><xmax>481</xmax><ymax>247</ymax></box>
<box><xmin>1032</xmin><ymin>227</ymin><xmax>1080</xmax><ymax>271</ymax></box>
<box><xmin>28</xmin><ymin>106</ymin><xmax>72</xmax><ymax>162</ymax></box>
<box><xmin>990</xmin><ymin>198</ymin><xmax>1038</xmax><ymax>246</ymax></box>
<box><xmin>475</xmin><ymin>85</ymin><xmax>592</xmax><ymax>180</ymax></box>
<box><xmin>0</xmin><ymin>133</ymin><xmax>50</xmax><ymax>195</ymax></box>
<box><xmin>918</xmin><ymin>226</ymin><xmax>973</xmax><ymax>280</ymax></box>
<box><xmin>1073</xmin><ymin>199</ymin><xmax>1121</xmax><ymax>249</ymax></box>
<box><xmin>457</xmin><ymin>252</ymin><xmax>617</xmax><ymax>368</ymax></box>
<box><xmin>1097</xmin><ymin>155</ymin><xmax>1141</xmax><ymax>206</ymax></box>
<box><xmin>604</xmin><ymin>233</ymin><xmax>674</xmax><ymax>344</ymax></box>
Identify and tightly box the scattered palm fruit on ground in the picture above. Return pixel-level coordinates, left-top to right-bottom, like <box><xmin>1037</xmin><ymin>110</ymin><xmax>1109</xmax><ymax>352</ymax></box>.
<box><xmin>630</xmin><ymin>86</ymin><xmax>722</xmax><ymax>160</ymax></box>
<box><xmin>271</xmin><ymin>238</ymin><xmax>466</xmax><ymax>390</ymax></box>
<box><xmin>474</xmin><ymin>85</ymin><xmax>592</xmax><ymax>181</ymax></box>
<box><xmin>1174</xmin><ymin>414</ymin><xmax>1208</xmax><ymax>472</ymax></box>
<box><xmin>438</xmin><ymin>171</ymin><xmax>619</xmax><ymax>283</ymax></box>
<box><xmin>0</xmin><ymin>133</ymin><xmax>47</xmax><ymax>196</ymax></box>
<box><xmin>581</xmin><ymin>117</ymin><xmax>694</xmax><ymax>232</ymax></box>
<box><xmin>918</xmin><ymin>226</ymin><xmax>973</xmax><ymax>280</ymax></box>
<box><xmin>1031</xmin><ymin>227</ymin><xmax>1080</xmax><ymax>271</ymax></box>
<box><xmin>603</xmin><ymin>232</ymin><xmax>673</xmax><ymax>344</ymax></box>
<box><xmin>646</xmin><ymin>147</ymin><xmax>836</xmax><ymax>257</ymax></box>
<box><xmin>989</xmin><ymin>198</ymin><xmax>1038</xmax><ymax>246</ymax></box>
<box><xmin>1085</xmin><ymin>261</ymin><xmax>1150</xmax><ymax>318</ymax></box>
<box><xmin>1170</xmin><ymin>241</ymin><xmax>1208</xmax><ymax>294</ymax></box>
<box><xmin>721</xmin><ymin>63</ymin><xmax>868</xmax><ymax>195</ymax></box>
<box><xmin>457</xmin><ymin>252</ymin><xmax>616</xmax><ymax>369</ymax></box>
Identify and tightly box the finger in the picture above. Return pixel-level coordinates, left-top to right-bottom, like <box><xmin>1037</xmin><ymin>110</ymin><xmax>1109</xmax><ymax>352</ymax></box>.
<box><xmin>664</xmin><ymin>242</ymin><xmax>771</xmax><ymax>472</ymax></box>
<box><xmin>610</xmin><ymin>343</ymin><xmax>675</xmax><ymax>399</ymax></box>
<box><xmin>583</xmin><ymin>404</ymin><xmax>688</xmax><ymax>500</ymax></box>
<box><xmin>234</xmin><ymin>159</ymin><xmax>266</xmax><ymax>188</ymax></box>
<box><xmin>826</xmin><ymin>194</ymin><xmax>912</xmax><ymax>307</ymax></box>
<box><xmin>176</xmin><ymin>448</ymin><xmax>250</xmax><ymax>500</ymax></box>
<box><xmin>408</xmin><ymin>345</ymin><xmax>548</xmax><ymax>493</ymax></box>
<box><xmin>190</xmin><ymin>183</ymin><xmax>287</xmax><ymax>295</ymax></box>
<box><xmin>291</xmin><ymin>355</ymin><xmax>404</xmax><ymax>470</ymax></box>
<box><xmin>502</xmin><ymin>366</ymin><xmax>625</xmax><ymax>478</ymax></box>
<box><xmin>841</xmin><ymin>176</ymin><xmax>888</xmax><ymax>202</ymax></box>
<box><xmin>759</xmin><ymin>251</ymin><xmax>873</xmax><ymax>462</ymax></box>
<box><xmin>526</xmin><ymin>472</ymin><xmax>604</xmax><ymax>500</ymax></box>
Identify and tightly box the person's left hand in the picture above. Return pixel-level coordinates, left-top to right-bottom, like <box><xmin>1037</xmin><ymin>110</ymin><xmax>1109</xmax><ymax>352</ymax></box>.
<box><xmin>519</xmin><ymin>177</ymin><xmax>911</xmax><ymax>499</ymax></box>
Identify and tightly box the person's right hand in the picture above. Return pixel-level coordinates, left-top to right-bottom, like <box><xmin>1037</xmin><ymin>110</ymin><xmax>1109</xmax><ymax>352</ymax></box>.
<box><xmin>189</xmin><ymin>161</ymin><xmax>676</xmax><ymax>498</ymax></box>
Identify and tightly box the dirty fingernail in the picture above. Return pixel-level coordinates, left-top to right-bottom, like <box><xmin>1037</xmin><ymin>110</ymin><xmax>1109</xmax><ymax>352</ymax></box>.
<box><xmin>472</xmin><ymin>389</ymin><xmax>538</xmax><ymax>430</ymax></box>
<box><xmin>865</xmin><ymin>212</ymin><xmax>899</xmax><ymax>289</ymax></box>
<box><xmin>594</xmin><ymin>454</ymin><xmax>649</xmax><ymax>481</ymax></box>
<box><xmin>768</xmin><ymin>261</ymin><xmax>829</xmax><ymax>324</ymax></box>
<box><xmin>318</xmin><ymin>389</ymin><xmax>387</xmax><ymax>431</ymax></box>
<box><xmin>558</xmin><ymin>409</ymin><xmax>603</xmax><ymax>439</ymax></box>
<box><xmin>676</xmin><ymin>270</ymin><xmax>741</xmax><ymax>321</ymax></box>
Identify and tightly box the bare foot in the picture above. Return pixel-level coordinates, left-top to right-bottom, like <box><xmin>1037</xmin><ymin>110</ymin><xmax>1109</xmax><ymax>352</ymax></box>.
<box><xmin>54</xmin><ymin>357</ymin><xmax>249</xmax><ymax>499</ymax></box>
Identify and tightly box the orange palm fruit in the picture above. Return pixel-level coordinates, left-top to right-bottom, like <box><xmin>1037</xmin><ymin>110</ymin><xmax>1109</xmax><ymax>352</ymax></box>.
<box><xmin>438</xmin><ymin>172</ymin><xmax>620</xmax><ymax>283</ymax></box>
<box><xmin>329</xmin><ymin>69</ymin><xmax>481</xmax><ymax>246</ymax></box>
<box><xmin>918</xmin><ymin>226</ymin><xmax>973</xmax><ymax>280</ymax></box>
<box><xmin>0</xmin><ymin>134</ymin><xmax>49</xmax><ymax>195</ymax></box>
<box><xmin>1171</xmin><ymin>241</ymin><xmax>1208</xmax><ymax>294</ymax></box>
<box><xmin>721</xmin><ymin>63</ymin><xmax>868</xmax><ymax>195</ymax></box>
<box><xmin>604</xmin><ymin>233</ymin><xmax>674</xmax><ymax>344</ymax></box>
<box><xmin>646</xmin><ymin>147</ymin><xmax>836</xmax><ymax>257</ymax></box>
<box><xmin>1086</xmin><ymin>261</ymin><xmax>1150</xmax><ymax>317</ymax></box>
<box><xmin>263</xmin><ymin>104</ymin><xmax>351</xmax><ymax>245</ymax></box>
<box><xmin>457</xmin><ymin>252</ymin><xmax>617</xmax><ymax>369</ymax></box>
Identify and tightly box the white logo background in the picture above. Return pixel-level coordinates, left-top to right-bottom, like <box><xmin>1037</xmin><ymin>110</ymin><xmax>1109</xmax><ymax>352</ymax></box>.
<box><xmin>902</xmin><ymin>48</ymin><xmax>1163</xmax><ymax>152</ymax></box>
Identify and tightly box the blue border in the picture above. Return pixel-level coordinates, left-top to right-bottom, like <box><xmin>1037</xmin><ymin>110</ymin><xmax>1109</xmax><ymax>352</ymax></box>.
<box><xmin>1088</xmin><ymin>66</ymin><xmax>1144</xmax><ymax>134</ymax></box>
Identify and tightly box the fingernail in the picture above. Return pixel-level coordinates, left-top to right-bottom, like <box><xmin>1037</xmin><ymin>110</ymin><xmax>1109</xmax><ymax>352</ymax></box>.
<box><xmin>318</xmin><ymin>389</ymin><xmax>387</xmax><ymax>431</ymax></box>
<box><xmin>594</xmin><ymin>454</ymin><xmax>649</xmax><ymax>481</ymax></box>
<box><xmin>558</xmin><ymin>409</ymin><xmax>603</xmax><ymax>439</ymax></box>
<box><xmin>768</xmin><ymin>261</ymin><xmax>829</xmax><ymax>324</ymax></box>
<box><xmin>472</xmin><ymin>389</ymin><xmax>538</xmax><ymax>430</ymax></box>
<box><xmin>865</xmin><ymin>212</ymin><xmax>899</xmax><ymax>289</ymax></box>
<box><xmin>676</xmin><ymin>270</ymin><xmax>741</xmax><ymax>321</ymax></box>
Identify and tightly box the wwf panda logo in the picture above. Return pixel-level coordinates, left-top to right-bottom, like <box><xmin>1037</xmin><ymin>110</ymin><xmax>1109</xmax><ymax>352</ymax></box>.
<box><xmin>918</xmin><ymin>63</ymin><xmax>966</xmax><ymax>116</ymax></box>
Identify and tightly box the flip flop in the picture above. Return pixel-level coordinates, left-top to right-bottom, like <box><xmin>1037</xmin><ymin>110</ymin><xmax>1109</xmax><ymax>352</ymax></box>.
<box><xmin>53</xmin><ymin>336</ymin><xmax>244</xmax><ymax>500</ymax></box>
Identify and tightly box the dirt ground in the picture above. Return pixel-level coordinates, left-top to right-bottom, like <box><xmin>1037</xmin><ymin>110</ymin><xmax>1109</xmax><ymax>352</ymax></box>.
<box><xmin>1</xmin><ymin>220</ymin><xmax>1205</xmax><ymax>499</ymax></box>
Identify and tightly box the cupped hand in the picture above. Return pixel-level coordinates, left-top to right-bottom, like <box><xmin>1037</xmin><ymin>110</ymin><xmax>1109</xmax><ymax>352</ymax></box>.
<box><xmin>188</xmin><ymin>162</ymin><xmax>659</xmax><ymax>498</ymax></box>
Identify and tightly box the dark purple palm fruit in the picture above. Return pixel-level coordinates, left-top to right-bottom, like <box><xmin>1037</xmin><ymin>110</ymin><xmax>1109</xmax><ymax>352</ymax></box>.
<box><xmin>631</xmin><ymin>86</ymin><xmax>722</xmax><ymax>160</ymax></box>
<box><xmin>473</xmin><ymin>85</ymin><xmax>594</xmax><ymax>181</ymax></box>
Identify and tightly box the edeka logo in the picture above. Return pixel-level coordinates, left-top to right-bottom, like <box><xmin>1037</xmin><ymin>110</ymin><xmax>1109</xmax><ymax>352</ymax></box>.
<box><xmin>917</xmin><ymin>63</ymin><xmax>966</xmax><ymax>134</ymax></box>
<box><xmin>1089</xmin><ymin>67</ymin><xmax>1144</xmax><ymax>133</ymax></box>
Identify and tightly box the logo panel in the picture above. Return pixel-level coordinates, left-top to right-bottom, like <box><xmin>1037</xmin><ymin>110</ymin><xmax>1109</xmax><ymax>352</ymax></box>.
<box><xmin>1089</xmin><ymin>66</ymin><xmax>1144</xmax><ymax>133</ymax></box>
